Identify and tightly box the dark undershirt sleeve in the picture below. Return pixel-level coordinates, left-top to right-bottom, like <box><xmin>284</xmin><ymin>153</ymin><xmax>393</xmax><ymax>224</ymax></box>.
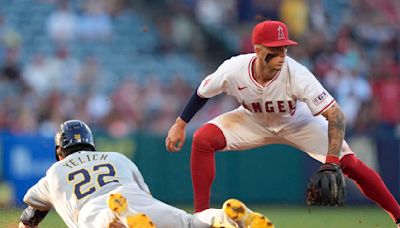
<box><xmin>179</xmin><ymin>89</ymin><xmax>209</xmax><ymax>123</ymax></box>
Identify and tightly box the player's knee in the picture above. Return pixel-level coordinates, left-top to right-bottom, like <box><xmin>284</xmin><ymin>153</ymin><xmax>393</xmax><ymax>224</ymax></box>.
<box><xmin>340</xmin><ymin>154</ymin><xmax>360</xmax><ymax>176</ymax></box>
<box><xmin>193</xmin><ymin>125</ymin><xmax>217</xmax><ymax>149</ymax></box>
<box><xmin>193</xmin><ymin>124</ymin><xmax>226</xmax><ymax>151</ymax></box>
<box><xmin>193</xmin><ymin>130</ymin><xmax>207</xmax><ymax>147</ymax></box>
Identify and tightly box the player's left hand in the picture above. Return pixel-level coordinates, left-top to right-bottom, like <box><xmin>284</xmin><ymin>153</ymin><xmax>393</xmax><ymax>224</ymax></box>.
<box><xmin>18</xmin><ymin>222</ymin><xmax>38</xmax><ymax>228</ymax></box>
<box><xmin>306</xmin><ymin>163</ymin><xmax>346</xmax><ymax>206</ymax></box>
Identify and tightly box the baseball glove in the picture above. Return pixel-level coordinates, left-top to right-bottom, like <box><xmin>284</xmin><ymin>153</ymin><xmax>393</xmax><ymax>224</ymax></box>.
<box><xmin>306</xmin><ymin>163</ymin><xmax>346</xmax><ymax>206</ymax></box>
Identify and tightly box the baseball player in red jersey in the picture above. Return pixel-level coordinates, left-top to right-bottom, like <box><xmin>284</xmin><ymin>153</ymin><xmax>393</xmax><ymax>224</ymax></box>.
<box><xmin>165</xmin><ymin>20</ymin><xmax>400</xmax><ymax>227</ymax></box>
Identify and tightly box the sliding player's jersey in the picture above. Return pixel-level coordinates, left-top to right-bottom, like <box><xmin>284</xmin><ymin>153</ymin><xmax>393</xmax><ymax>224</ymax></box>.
<box><xmin>23</xmin><ymin>151</ymin><xmax>150</xmax><ymax>228</ymax></box>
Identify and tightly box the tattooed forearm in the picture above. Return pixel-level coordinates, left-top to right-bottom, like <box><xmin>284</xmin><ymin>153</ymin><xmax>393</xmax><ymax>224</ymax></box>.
<box><xmin>323</xmin><ymin>104</ymin><xmax>346</xmax><ymax>157</ymax></box>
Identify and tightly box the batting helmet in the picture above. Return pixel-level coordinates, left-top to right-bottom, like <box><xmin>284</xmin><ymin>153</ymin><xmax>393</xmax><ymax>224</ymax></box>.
<box><xmin>55</xmin><ymin>120</ymin><xmax>95</xmax><ymax>160</ymax></box>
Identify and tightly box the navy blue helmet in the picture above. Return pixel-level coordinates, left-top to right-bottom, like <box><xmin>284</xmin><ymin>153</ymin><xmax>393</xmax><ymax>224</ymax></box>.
<box><xmin>55</xmin><ymin>120</ymin><xmax>95</xmax><ymax>160</ymax></box>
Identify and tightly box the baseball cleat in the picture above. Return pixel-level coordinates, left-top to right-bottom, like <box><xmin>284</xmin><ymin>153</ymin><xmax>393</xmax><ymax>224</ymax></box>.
<box><xmin>108</xmin><ymin>193</ymin><xmax>156</xmax><ymax>228</ymax></box>
<box><xmin>126</xmin><ymin>213</ymin><xmax>155</xmax><ymax>228</ymax></box>
<box><xmin>222</xmin><ymin>199</ymin><xmax>275</xmax><ymax>228</ymax></box>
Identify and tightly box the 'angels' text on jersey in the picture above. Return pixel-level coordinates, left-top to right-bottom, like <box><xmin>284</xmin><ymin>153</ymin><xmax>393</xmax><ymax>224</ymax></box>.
<box><xmin>243</xmin><ymin>100</ymin><xmax>297</xmax><ymax>115</ymax></box>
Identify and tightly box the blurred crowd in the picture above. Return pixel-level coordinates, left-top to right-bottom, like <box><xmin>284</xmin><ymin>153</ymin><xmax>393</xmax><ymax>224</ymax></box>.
<box><xmin>0</xmin><ymin>0</ymin><xmax>399</xmax><ymax>138</ymax></box>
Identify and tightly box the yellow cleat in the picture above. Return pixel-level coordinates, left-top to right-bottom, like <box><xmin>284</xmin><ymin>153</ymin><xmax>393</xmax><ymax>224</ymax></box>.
<box><xmin>108</xmin><ymin>193</ymin><xmax>128</xmax><ymax>214</ymax></box>
<box><xmin>108</xmin><ymin>193</ymin><xmax>156</xmax><ymax>228</ymax></box>
<box><xmin>126</xmin><ymin>213</ymin><xmax>155</xmax><ymax>228</ymax></box>
<box><xmin>222</xmin><ymin>199</ymin><xmax>275</xmax><ymax>228</ymax></box>
<box><xmin>244</xmin><ymin>212</ymin><xmax>274</xmax><ymax>228</ymax></box>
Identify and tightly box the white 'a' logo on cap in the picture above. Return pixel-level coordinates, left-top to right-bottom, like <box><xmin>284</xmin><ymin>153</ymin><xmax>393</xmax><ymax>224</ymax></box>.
<box><xmin>277</xmin><ymin>26</ymin><xmax>285</xmax><ymax>40</ymax></box>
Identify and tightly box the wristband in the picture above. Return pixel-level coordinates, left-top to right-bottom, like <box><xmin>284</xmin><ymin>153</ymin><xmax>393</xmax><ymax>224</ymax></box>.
<box><xmin>325</xmin><ymin>155</ymin><xmax>340</xmax><ymax>164</ymax></box>
<box><xmin>20</xmin><ymin>206</ymin><xmax>49</xmax><ymax>226</ymax></box>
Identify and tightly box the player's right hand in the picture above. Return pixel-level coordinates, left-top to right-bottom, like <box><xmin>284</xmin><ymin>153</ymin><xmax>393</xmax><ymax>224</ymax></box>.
<box><xmin>165</xmin><ymin>117</ymin><xmax>187</xmax><ymax>152</ymax></box>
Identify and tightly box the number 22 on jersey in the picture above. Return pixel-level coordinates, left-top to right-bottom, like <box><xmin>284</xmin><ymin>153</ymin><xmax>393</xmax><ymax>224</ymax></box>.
<box><xmin>67</xmin><ymin>163</ymin><xmax>119</xmax><ymax>200</ymax></box>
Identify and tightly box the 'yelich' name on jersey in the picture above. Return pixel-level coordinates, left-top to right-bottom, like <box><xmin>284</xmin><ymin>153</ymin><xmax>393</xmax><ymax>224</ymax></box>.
<box><xmin>63</xmin><ymin>153</ymin><xmax>108</xmax><ymax>169</ymax></box>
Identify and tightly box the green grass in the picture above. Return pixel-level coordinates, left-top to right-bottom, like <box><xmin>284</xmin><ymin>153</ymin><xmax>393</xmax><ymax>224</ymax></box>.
<box><xmin>253</xmin><ymin>205</ymin><xmax>394</xmax><ymax>228</ymax></box>
<box><xmin>0</xmin><ymin>205</ymin><xmax>394</xmax><ymax>228</ymax></box>
<box><xmin>0</xmin><ymin>208</ymin><xmax>64</xmax><ymax>228</ymax></box>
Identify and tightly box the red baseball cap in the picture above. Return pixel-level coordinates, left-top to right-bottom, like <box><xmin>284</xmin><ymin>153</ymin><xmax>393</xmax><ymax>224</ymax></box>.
<box><xmin>252</xmin><ymin>20</ymin><xmax>298</xmax><ymax>47</ymax></box>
